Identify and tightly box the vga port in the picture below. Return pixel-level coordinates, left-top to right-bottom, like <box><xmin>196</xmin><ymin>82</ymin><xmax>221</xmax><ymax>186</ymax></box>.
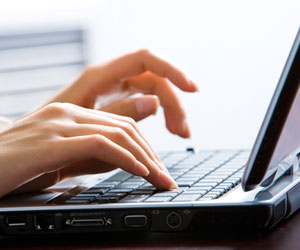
<box><xmin>124</xmin><ymin>215</ymin><xmax>148</xmax><ymax>228</ymax></box>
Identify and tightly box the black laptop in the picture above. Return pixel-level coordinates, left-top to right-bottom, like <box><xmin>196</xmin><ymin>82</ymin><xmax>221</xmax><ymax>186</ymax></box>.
<box><xmin>1</xmin><ymin>28</ymin><xmax>300</xmax><ymax>236</ymax></box>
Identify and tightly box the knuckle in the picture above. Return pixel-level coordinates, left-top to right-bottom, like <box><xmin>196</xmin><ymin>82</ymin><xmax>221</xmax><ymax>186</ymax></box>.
<box><xmin>113</xmin><ymin>127</ymin><xmax>127</xmax><ymax>141</ymax></box>
<box><xmin>137</xmin><ymin>48</ymin><xmax>151</xmax><ymax>57</ymax></box>
<box><xmin>84</xmin><ymin>64</ymin><xmax>96</xmax><ymax>74</ymax></box>
<box><xmin>120</xmin><ymin>122</ymin><xmax>135</xmax><ymax>135</ymax></box>
<box><xmin>43</xmin><ymin>103</ymin><xmax>67</xmax><ymax>116</ymax></box>
<box><xmin>87</xmin><ymin>134</ymin><xmax>105</xmax><ymax>150</ymax></box>
<box><xmin>124</xmin><ymin>117</ymin><xmax>136</xmax><ymax>127</ymax></box>
<box><xmin>39</xmin><ymin>120</ymin><xmax>61</xmax><ymax>134</ymax></box>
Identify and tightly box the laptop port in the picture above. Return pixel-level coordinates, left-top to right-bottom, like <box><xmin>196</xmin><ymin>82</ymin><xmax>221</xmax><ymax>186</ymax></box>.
<box><xmin>67</xmin><ymin>218</ymin><xmax>105</xmax><ymax>227</ymax></box>
<box><xmin>124</xmin><ymin>215</ymin><xmax>148</xmax><ymax>228</ymax></box>
<box><xmin>34</xmin><ymin>214</ymin><xmax>55</xmax><ymax>230</ymax></box>
<box><xmin>65</xmin><ymin>217</ymin><xmax>112</xmax><ymax>227</ymax></box>
<box><xmin>6</xmin><ymin>216</ymin><xmax>27</xmax><ymax>227</ymax></box>
<box><xmin>166</xmin><ymin>212</ymin><xmax>182</xmax><ymax>229</ymax></box>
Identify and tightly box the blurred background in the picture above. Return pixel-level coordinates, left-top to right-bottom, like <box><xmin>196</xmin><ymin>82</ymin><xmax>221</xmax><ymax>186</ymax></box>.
<box><xmin>0</xmin><ymin>0</ymin><xmax>299</xmax><ymax>150</ymax></box>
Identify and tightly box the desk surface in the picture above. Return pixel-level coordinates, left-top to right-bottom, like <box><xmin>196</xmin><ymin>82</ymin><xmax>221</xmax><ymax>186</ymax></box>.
<box><xmin>0</xmin><ymin>210</ymin><xmax>299</xmax><ymax>250</ymax></box>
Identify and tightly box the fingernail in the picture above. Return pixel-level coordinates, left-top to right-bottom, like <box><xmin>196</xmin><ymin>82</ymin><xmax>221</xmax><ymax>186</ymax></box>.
<box><xmin>182</xmin><ymin>119</ymin><xmax>191</xmax><ymax>138</ymax></box>
<box><xmin>158</xmin><ymin>170</ymin><xmax>178</xmax><ymax>190</ymax></box>
<box><xmin>135</xmin><ymin>161</ymin><xmax>150</xmax><ymax>176</ymax></box>
<box><xmin>135</xmin><ymin>96</ymin><xmax>158</xmax><ymax>117</ymax></box>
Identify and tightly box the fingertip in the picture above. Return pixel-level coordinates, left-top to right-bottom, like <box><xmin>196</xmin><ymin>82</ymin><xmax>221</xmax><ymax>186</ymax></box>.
<box><xmin>158</xmin><ymin>170</ymin><xmax>178</xmax><ymax>190</ymax></box>
<box><xmin>190</xmin><ymin>81</ymin><xmax>199</xmax><ymax>92</ymax></box>
<box><xmin>169</xmin><ymin>182</ymin><xmax>179</xmax><ymax>190</ymax></box>
<box><xmin>182</xmin><ymin>120</ymin><xmax>191</xmax><ymax>138</ymax></box>
<box><xmin>179</xmin><ymin>74</ymin><xmax>198</xmax><ymax>92</ymax></box>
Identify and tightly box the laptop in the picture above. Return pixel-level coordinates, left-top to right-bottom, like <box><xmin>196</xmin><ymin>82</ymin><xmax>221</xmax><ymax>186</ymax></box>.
<box><xmin>1</xmin><ymin>28</ymin><xmax>300</xmax><ymax>236</ymax></box>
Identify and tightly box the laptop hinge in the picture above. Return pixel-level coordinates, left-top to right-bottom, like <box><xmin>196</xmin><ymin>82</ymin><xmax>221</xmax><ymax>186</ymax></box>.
<box><xmin>287</xmin><ymin>152</ymin><xmax>300</xmax><ymax>175</ymax></box>
<box><xmin>260</xmin><ymin>150</ymin><xmax>300</xmax><ymax>189</ymax></box>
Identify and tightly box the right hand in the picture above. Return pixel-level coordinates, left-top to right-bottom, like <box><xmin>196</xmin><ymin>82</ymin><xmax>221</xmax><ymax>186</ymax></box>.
<box><xmin>0</xmin><ymin>103</ymin><xmax>177</xmax><ymax>198</ymax></box>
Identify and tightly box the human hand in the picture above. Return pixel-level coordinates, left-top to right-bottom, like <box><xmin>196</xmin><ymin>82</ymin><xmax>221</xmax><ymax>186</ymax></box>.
<box><xmin>0</xmin><ymin>103</ymin><xmax>178</xmax><ymax>197</ymax></box>
<box><xmin>47</xmin><ymin>49</ymin><xmax>198</xmax><ymax>138</ymax></box>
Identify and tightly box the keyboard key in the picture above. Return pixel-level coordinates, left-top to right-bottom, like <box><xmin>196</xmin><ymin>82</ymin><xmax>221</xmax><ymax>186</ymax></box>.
<box><xmin>154</xmin><ymin>188</ymin><xmax>186</xmax><ymax>197</ymax></box>
<box><xmin>176</xmin><ymin>180</ymin><xmax>197</xmax><ymax>187</ymax></box>
<box><xmin>172</xmin><ymin>194</ymin><xmax>201</xmax><ymax>202</ymax></box>
<box><xmin>180</xmin><ymin>174</ymin><xmax>204</xmax><ymax>179</ymax></box>
<box><xmin>115</xmin><ymin>183</ymin><xmax>141</xmax><ymax>189</ymax></box>
<box><xmin>187</xmin><ymin>187</ymin><xmax>209</xmax><ymax>192</ymax></box>
<box><xmin>200</xmin><ymin>193</ymin><xmax>219</xmax><ymax>199</ymax></box>
<box><xmin>70</xmin><ymin>196</ymin><xmax>95</xmax><ymax>202</ymax></box>
<box><xmin>178</xmin><ymin>184</ymin><xmax>193</xmax><ymax>188</ymax></box>
<box><xmin>109</xmin><ymin>188</ymin><xmax>133</xmax><ymax>193</ymax></box>
<box><xmin>145</xmin><ymin>196</ymin><xmax>172</xmax><ymax>202</ymax></box>
<box><xmin>218</xmin><ymin>183</ymin><xmax>234</xmax><ymax>191</ymax></box>
<box><xmin>123</xmin><ymin>180</ymin><xmax>146</xmax><ymax>184</ymax></box>
<box><xmin>196</xmin><ymin>181</ymin><xmax>219</xmax><ymax>187</ymax></box>
<box><xmin>211</xmin><ymin>187</ymin><xmax>226</xmax><ymax>193</ymax></box>
<box><xmin>126</xmin><ymin>176</ymin><xmax>144</xmax><ymax>181</ymax></box>
<box><xmin>131</xmin><ymin>190</ymin><xmax>155</xmax><ymax>195</ymax></box>
<box><xmin>119</xmin><ymin>194</ymin><xmax>150</xmax><ymax>203</ymax></box>
<box><xmin>152</xmin><ymin>192</ymin><xmax>177</xmax><ymax>198</ymax></box>
<box><xmin>95</xmin><ymin>197</ymin><xmax>120</xmax><ymax>203</ymax></box>
<box><xmin>75</xmin><ymin>193</ymin><xmax>98</xmax><ymax>198</ymax></box>
<box><xmin>105</xmin><ymin>171</ymin><xmax>132</xmax><ymax>181</ymax></box>
<box><xmin>139</xmin><ymin>184</ymin><xmax>157</xmax><ymax>191</ymax></box>
<box><xmin>81</xmin><ymin>188</ymin><xmax>109</xmax><ymax>195</ymax></box>
<box><xmin>93</xmin><ymin>182</ymin><xmax>119</xmax><ymax>188</ymax></box>
<box><xmin>200</xmin><ymin>178</ymin><xmax>222</xmax><ymax>184</ymax></box>
<box><xmin>183</xmin><ymin>190</ymin><xmax>206</xmax><ymax>196</ymax></box>
<box><xmin>65</xmin><ymin>199</ymin><xmax>90</xmax><ymax>204</ymax></box>
<box><xmin>206</xmin><ymin>191</ymin><xmax>223</xmax><ymax>196</ymax></box>
<box><xmin>135</xmin><ymin>187</ymin><xmax>157</xmax><ymax>192</ymax></box>
<box><xmin>176</xmin><ymin>177</ymin><xmax>199</xmax><ymax>182</ymax></box>
<box><xmin>103</xmin><ymin>192</ymin><xmax>127</xmax><ymax>197</ymax></box>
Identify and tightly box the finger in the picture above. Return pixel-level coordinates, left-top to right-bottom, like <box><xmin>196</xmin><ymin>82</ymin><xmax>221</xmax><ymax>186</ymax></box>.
<box><xmin>126</xmin><ymin>72</ymin><xmax>191</xmax><ymax>138</ymax></box>
<box><xmin>100</xmin><ymin>111</ymin><xmax>169</xmax><ymax>172</ymax></box>
<box><xmin>62</xmin><ymin>135</ymin><xmax>176</xmax><ymax>190</ymax></box>
<box><xmin>66</xmin><ymin>103</ymin><xmax>167</xmax><ymax>172</ymax></box>
<box><xmin>93</xmin><ymin>49</ymin><xmax>198</xmax><ymax>92</ymax></box>
<box><xmin>55</xmin><ymin>135</ymin><xmax>150</xmax><ymax>177</ymax></box>
<box><xmin>100</xmin><ymin>95</ymin><xmax>160</xmax><ymax>122</ymax></box>
<box><xmin>60</xmin><ymin>123</ymin><xmax>163</xmax><ymax>180</ymax></box>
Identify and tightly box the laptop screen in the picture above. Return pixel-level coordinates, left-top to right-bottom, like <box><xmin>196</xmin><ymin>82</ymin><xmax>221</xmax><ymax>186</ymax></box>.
<box><xmin>242</xmin><ymin>28</ymin><xmax>300</xmax><ymax>191</ymax></box>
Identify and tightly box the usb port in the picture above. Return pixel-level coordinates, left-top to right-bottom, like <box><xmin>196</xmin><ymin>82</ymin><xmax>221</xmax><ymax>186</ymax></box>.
<box><xmin>6</xmin><ymin>216</ymin><xmax>27</xmax><ymax>227</ymax></box>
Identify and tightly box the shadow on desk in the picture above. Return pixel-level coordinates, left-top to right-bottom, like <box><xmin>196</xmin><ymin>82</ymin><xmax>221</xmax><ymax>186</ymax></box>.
<box><xmin>1</xmin><ymin>210</ymin><xmax>299</xmax><ymax>250</ymax></box>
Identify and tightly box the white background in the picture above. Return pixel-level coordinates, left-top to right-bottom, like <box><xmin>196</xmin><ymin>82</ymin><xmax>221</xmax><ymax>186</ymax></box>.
<box><xmin>0</xmin><ymin>0</ymin><xmax>300</xmax><ymax>150</ymax></box>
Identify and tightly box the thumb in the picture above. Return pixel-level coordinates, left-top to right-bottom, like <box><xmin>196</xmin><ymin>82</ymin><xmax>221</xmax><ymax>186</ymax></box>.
<box><xmin>100</xmin><ymin>95</ymin><xmax>160</xmax><ymax>121</ymax></box>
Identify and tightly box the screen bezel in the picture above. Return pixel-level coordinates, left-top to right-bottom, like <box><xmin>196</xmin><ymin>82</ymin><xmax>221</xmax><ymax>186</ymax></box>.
<box><xmin>242</xmin><ymin>28</ymin><xmax>300</xmax><ymax>191</ymax></box>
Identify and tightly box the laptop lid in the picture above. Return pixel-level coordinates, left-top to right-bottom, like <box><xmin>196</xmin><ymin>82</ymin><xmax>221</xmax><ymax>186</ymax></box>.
<box><xmin>242</xmin><ymin>28</ymin><xmax>300</xmax><ymax>191</ymax></box>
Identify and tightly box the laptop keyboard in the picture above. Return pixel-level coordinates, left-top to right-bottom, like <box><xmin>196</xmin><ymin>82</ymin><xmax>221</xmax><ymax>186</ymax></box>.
<box><xmin>64</xmin><ymin>150</ymin><xmax>249</xmax><ymax>204</ymax></box>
